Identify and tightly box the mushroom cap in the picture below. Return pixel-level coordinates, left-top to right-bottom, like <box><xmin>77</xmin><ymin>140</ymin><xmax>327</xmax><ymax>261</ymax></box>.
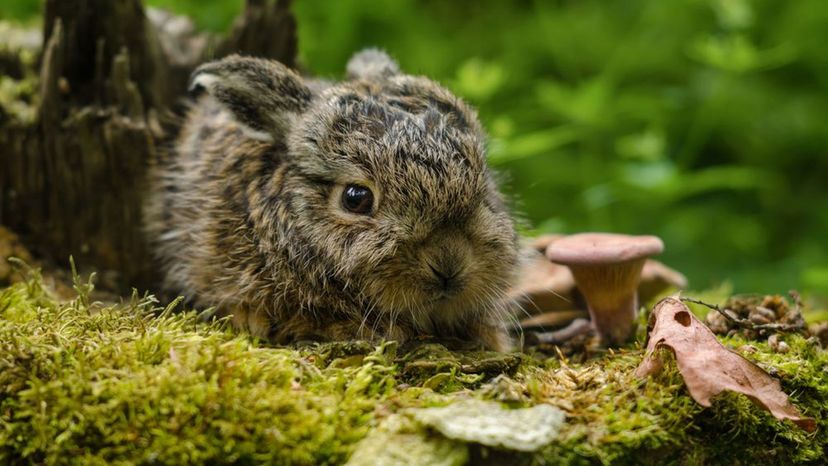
<box><xmin>545</xmin><ymin>232</ymin><xmax>664</xmax><ymax>266</ymax></box>
<box><xmin>526</xmin><ymin>234</ymin><xmax>564</xmax><ymax>254</ymax></box>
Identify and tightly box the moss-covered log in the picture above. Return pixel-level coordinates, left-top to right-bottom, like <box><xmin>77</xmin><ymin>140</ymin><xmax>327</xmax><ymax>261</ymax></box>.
<box><xmin>0</xmin><ymin>275</ymin><xmax>825</xmax><ymax>465</ymax></box>
<box><xmin>0</xmin><ymin>0</ymin><xmax>296</xmax><ymax>291</ymax></box>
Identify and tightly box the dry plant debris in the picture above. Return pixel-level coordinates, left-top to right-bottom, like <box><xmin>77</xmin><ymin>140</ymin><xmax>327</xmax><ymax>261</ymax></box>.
<box><xmin>703</xmin><ymin>293</ymin><xmax>808</xmax><ymax>340</ymax></box>
<box><xmin>636</xmin><ymin>296</ymin><xmax>816</xmax><ymax>432</ymax></box>
<box><xmin>810</xmin><ymin>321</ymin><xmax>828</xmax><ymax>348</ymax></box>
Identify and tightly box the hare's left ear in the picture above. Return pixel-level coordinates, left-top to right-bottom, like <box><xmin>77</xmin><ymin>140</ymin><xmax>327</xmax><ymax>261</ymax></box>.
<box><xmin>346</xmin><ymin>48</ymin><xmax>400</xmax><ymax>81</ymax></box>
<box><xmin>189</xmin><ymin>54</ymin><xmax>312</xmax><ymax>142</ymax></box>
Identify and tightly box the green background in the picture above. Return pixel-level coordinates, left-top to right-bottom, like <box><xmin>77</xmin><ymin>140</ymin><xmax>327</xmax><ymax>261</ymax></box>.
<box><xmin>3</xmin><ymin>0</ymin><xmax>828</xmax><ymax>299</ymax></box>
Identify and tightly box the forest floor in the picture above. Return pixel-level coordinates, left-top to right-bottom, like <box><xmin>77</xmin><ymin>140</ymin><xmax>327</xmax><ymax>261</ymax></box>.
<box><xmin>1</xmin><ymin>5</ymin><xmax>827</xmax><ymax>464</ymax></box>
<box><xmin>1</xmin><ymin>252</ymin><xmax>826</xmax><ymax>465</ymax></box>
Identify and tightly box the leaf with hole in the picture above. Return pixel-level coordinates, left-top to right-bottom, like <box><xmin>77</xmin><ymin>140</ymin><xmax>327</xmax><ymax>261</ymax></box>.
<box><xmin>635</xmin><ymin>296</ymin><xmax>816</xmax><ymax>432</ymax></box>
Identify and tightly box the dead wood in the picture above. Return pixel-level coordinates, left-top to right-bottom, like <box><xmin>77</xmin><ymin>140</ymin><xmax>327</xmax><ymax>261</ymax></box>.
<box><xmin>0</xmin><ymin>0</ymin><xmax>298</xmax><ymax>290</ymax></box>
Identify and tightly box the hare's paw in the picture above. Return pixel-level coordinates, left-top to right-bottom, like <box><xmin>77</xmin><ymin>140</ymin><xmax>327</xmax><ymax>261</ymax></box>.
<box><xmin>230</xmin><ymin>307</ymin><xmax>273</xmax><ymax>340</ymax></box>
<box><xmin>471</xmin><ymin>322</ymin><xmax>514</xmax><ymax>352</ymax></box>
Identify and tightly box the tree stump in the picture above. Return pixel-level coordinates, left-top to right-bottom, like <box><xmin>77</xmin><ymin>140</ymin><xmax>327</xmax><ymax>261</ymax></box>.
<box><xmin>0</xmin><ymin>0</ymin><xmax>297</xmax><ymax>291</ymax></box>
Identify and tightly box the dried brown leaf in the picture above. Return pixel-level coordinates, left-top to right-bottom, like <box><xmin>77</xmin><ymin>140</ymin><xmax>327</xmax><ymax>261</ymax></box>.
<box><xmin>635</xmin><ymin>296</ymin><xmax>816</xmax><ymax>432</ymax></box>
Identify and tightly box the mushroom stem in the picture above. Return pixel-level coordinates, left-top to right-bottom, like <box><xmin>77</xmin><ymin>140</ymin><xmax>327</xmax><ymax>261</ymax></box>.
<box><xmin>568</xmin><ymin>259</ymin><xmax>645</xmax><ymax>346</ymax></box>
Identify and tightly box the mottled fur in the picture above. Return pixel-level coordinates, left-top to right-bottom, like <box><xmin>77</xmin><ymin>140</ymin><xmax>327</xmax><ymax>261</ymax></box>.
<box><xmin>145</xmin><ymin>50</ymin><xmax>520</xmax><ymax>350</ymax></box>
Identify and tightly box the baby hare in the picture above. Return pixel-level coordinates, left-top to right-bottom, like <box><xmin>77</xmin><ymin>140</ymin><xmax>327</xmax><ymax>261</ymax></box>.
<box><xmin>145</xmin><ymin>50</ymin><xmax>520</xmax><ymax>350</ymax></box>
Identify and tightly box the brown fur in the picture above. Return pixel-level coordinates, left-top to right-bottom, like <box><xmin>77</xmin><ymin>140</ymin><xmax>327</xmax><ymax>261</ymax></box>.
<box><xmin>144</xmin><ymin>50</ymin><xmax>520</xmax><ymax>350</ymax></box>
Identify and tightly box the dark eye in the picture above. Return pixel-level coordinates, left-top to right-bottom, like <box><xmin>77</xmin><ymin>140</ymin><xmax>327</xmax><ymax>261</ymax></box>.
<box><xmin>341</xmin><ymin>184</ymin><xmax>374</xmax><ymax>215</ymax></box>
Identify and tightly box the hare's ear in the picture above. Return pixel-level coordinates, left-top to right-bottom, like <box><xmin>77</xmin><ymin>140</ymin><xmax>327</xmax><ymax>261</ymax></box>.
<box><xmin>346</xmin><ymin>48</ymin><xmax>400</xmax><ymax>81</ymax></box>
<box><xmin>188</xmin><ymin>55</ymin><xmax>312</xmax><ymax>142</ymax></box>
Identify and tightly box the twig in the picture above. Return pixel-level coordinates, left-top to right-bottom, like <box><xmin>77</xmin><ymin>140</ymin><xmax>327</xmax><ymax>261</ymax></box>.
<box><xmin>679</xmin><ymin>297</ymin><xmax>803</xmax><ymax>333</ymax></box>
<box><xmin>680</xmin><ymin>297</ymin><xmax>738</xmax><ymax>322</ymax></box>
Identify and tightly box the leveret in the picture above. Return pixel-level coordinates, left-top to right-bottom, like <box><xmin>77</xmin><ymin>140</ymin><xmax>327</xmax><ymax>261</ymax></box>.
<box><xmin>145</xmin><ymin>50</ymin><xmax>520</xmax><ymax>350</ymax></box>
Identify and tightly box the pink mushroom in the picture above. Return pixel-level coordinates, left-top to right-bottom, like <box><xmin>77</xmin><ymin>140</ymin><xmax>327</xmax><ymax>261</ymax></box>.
<box><xmin>545</xmin><ymin>233</ymin><xmax>665</xmax><ymax>346</ymax></box>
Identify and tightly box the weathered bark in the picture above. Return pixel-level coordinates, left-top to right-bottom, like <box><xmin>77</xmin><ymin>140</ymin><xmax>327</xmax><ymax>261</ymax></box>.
<box><xmin>0</xmin><ymin>0</ymin><xmax>297</xmax><ymax>291</ymax></box>
<box><xmin>218</xmin><ymin>0</ymin><xmax>297</xmax><ymax>67</ymax></box>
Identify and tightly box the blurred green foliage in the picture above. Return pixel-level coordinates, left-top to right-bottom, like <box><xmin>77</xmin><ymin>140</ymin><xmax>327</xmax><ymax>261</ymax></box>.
<box><xmin>2</xmin><ymin>0</ymin><xmax>828</xmax><ymax>297</ymax></box>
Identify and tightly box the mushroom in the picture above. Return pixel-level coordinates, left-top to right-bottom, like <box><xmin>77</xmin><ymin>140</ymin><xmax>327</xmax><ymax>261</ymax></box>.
<box><xmin>545</xmin><ymin>233</ymin><xmax>665</xmax><ymax>346</ymax></box>
<box><xmin>639</xmin><ymin>259</ymin><xmax>688</xmax><ymax>302</ymax></box>
<box><xmin>508</xmin><ymin>251</ymin><xmax>577</xmax><ymax>314</ymax></box>
<box><xmin>528</xmin><ymin>234</ymin><xmax>564</xmax><ymax>253</ymax></box>
<box><xmin>519</xmin><ymin>309</ymin><xmax>588</xmax><ymax>332</ymax></box>
<box><xmin>526</xmin><ymin>317</ymin><xmax>593</xmax><ymax>347</ymax></box>
<box><xmin>511</xmin><ymin>235</ymin><xmax>684</xmax><ymax>319</ymax></box>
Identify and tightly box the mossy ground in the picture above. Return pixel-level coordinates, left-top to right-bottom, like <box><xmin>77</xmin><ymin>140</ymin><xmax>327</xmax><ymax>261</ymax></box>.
<box><xmin>0</xmin><ymin>271</ymin><xmax>826</xmax><ymax>465</ymax></box>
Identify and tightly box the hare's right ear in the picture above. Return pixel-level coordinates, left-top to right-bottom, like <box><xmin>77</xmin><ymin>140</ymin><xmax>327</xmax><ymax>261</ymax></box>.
<box><xmin>189</xmin><ymin>54</ymin><xmax>312</xmax><ymax>142</ymax></box>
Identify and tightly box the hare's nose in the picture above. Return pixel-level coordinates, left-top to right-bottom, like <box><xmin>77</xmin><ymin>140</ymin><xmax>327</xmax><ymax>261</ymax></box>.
<box><xmin>420</xmin><ymin>229</ymin><xmax>472</xmax><ymax>294</ymax></box>
<box><xmin>425</xmin><ymin>248</ymin><xmax>467</xmax><ymax>295</ymax></box>
<box><xmin>429</xmin><ymin>263</ymin><xmax>461</xmax><ymax>290</ymax></box>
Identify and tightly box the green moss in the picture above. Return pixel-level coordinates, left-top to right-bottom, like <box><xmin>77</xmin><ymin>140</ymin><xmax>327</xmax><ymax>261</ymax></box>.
<box><xmin>0</xmin><ymin>21</ymin><xmax>39</xmax><ymax>124</ymax></box>
<box><xmin>0</xmin><ymin>278</ymin><xmax>399</xmax><ymax>465</ymax></box>
<box><xmin>1</xmin><ymin>275</ymin><xmax>826</xmax><ymax>465</ymax></box>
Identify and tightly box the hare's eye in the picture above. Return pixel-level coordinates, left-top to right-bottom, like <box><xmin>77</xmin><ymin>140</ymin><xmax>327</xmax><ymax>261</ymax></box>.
<box><xmin>341</xmin><ymin>184</ymin><xmax>374</xmax><ymax>215</ymax></box>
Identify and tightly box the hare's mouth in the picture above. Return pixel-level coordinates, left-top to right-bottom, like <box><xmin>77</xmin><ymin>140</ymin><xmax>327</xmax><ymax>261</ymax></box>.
<box><xmin>378</xmin><ymin>289</ymin><xmax>468</xmax><ymax>316</ymax></box>
<box><xmin>368</xmin><ymin>270</ymin><xmax>475</xmax><ymax>315</ymax></box>
<box><xmin>430</xmin><ymin>285</ymin><xmax>464</xmax><ymax>301</ymax></box>
<box><xmin>423</xmin><ymin>287</ymin><xmax>478</xmax><ymax>311</ymax></box>
<box><xmin>419</xmin><ymin>280</ymin><xmax>469</xmax><ymax>309</ymax></box>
